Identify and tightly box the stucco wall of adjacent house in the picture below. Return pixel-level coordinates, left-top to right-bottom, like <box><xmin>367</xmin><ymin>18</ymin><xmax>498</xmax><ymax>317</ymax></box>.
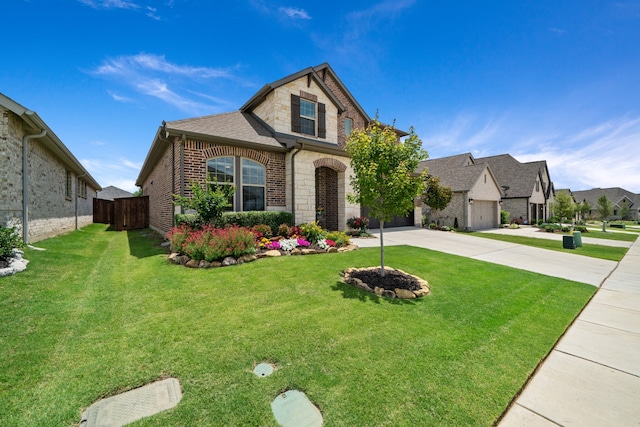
<box><xmin>1</xmin><ymin>107</ymin><xmax>96</xmax><ymax>242</ymax></box>
<box><xmin>468</xmin><ymin>171</ymin><xmax>502</xmax><ymax>201</ymax></box>
<box><xmin>254</xmin><ymin>78</ymin><xmax>340</xmax><ymax>144</ymax></box>
<box><xmin>286</xmin><ymin>150</ymin><xmax>359</xmax><ymax>229</ymax></box>
<box><xmin>530</xmin><ymin>176</ymin><xmax>546</xmax><ymax>204</ymax></box>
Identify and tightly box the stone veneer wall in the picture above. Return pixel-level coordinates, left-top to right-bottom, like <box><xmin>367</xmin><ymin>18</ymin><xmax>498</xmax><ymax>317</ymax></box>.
<box><xmin>253</xmin><ymin>79</ymin><xmax>340</xmax><ymax>144</ymax></box>
<box><xmin>319</xmin><ymin>71</ymin><xmax>369</xmax><ymax>148</ymax></box>
<box><xmin>1</xmin><ymin>107</ymin><xmax>96</xmax><ymax>243</ymax></box>
<box><xmin>502</xmin><ymin>198</ymin><xmax>529</xmax><ymax>223</ymax></box>
<box><xmin>286</xmin><ymin>150</ymin><xmax>359</xmax><ymax>230</ymax></box>
<box><xmin>423</xmin><ymin>192</ymin><xmax>466</xmax><ymax>229</ymax></box>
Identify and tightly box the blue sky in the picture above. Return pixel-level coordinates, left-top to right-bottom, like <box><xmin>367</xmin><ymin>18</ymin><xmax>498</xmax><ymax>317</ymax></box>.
<box><xmin>3</xmin><ymin>0</ymin><xmax>640</xmax><ymax>193</ymax></box>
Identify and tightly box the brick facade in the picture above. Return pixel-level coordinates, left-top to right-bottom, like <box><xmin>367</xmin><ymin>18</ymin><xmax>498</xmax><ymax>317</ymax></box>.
<box><xmin>320</xmin><ymin>71</ymin><xmax>369</xmax><ymax>148</ymax></box>
<box><xmin>1</xmin><ymin>106</ymin><xmax>97</xmax><ymax>243</ymax></box>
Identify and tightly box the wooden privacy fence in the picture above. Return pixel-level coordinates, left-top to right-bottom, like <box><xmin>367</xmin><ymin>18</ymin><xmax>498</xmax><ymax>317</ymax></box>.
<box><xmin>94</xmin><ymin>196</ymin><xmax>149</xmax><ymax>231</ymax></box>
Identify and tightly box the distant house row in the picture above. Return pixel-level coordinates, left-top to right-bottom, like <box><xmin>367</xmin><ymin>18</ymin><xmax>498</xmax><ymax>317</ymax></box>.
<box><xmin>559</xmin><ymin>187</ymin><xmax>640</xmax><ymax>221</ymax></box>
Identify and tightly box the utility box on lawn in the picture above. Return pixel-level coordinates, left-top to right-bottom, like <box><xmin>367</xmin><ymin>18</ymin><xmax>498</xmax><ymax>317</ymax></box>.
<box><xmin>563</xmin><ymin>235</ymin><xmax>576</xmax><ymax>249</ymax></box>
<box><xmin>573</xmin><ymin>231</ymin><xmax>583</xmax><ymax>247</ymax></box>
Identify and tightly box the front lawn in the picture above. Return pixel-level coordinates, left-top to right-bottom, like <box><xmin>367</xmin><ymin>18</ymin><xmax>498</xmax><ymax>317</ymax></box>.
<box><xmin>470</xmin><ymin>232</ymin><xmax>628</xmax><ymax>261</ymax></box>
<box><xmin>576</xmin><ymin>230</ymin><xmax>639</xmax><ymax>241</ymax></box>
<box><xmin>0</xmin><ymin>224</ymin><xmax>595</xmax><ymax>426</ymax></box>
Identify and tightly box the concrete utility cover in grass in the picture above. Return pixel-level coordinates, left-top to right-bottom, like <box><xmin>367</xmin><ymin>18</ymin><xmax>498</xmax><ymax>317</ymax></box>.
<box><xmin>253</xmin><ymin>362</ymin><xmax>276</xmax><ymax>377</ymax></box>
<box><xmin>80</xmin><ymin>378</ymin><xmax>182</xmax><ymax>427</ymax></box>
<box><xmin>271</xmin><ymin>390</ymin><xmax>323</xmax><ymax>427</ymax></box>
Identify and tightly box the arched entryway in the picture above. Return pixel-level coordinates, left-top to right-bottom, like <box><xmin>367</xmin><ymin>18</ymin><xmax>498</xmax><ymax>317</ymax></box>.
<box><xmin>315</xmin><ymin>167</ymin><xmax>339</xmax><ymax>230</ymax></box>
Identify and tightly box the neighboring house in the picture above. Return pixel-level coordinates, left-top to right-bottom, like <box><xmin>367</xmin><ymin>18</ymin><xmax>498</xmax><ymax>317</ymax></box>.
<box><xmin>475</xmin><ymin>154</ymin><xmax>555</xmax><ymax>224</ymax></box>
<box><xmin>570</xmin><ymin>187</ymin><xmax>639</xmax><ymax>220</ymax></box>
<box><xmin>97</xmin><ymin>185</ymin><xmax>133</xmax><ymax>201</ymax></box>
<box><xmin>417</xmin><ymin>153</ymin><xmax>502</xmax><ymax>230</ymax></box>
<box><xmin>136</xmin><ymin>63</ymin><xmax>422</xmax><ymax>234</ymax></box>
<box><xmin>0</xmin><ymin>93</ymin><xmax>101</xmax><ymax>243</ymax></box>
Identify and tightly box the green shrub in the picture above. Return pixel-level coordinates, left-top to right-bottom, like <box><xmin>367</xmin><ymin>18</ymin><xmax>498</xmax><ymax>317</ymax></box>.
<box><xmin>325</xmin><ymin>231</ymin><xmax>351</xmax><ymax>247</ymax></box>
<box><xmin>574</xmin><ymin>225</ymin><xmax>588</xmax><ymax>233</ymax></box>
<box><xmin>173</xmin><ymin>181</ymin><xmax>233</xmax><ymax>225</ymax></box>
<box><xmin>251</xmin><ymin>224</ymin><xmax>273</xmax><ymax>239</ymax></box>
<box><xmin>0</xmin><ymin>226</ymin><xmax>25</xmax><ymax>259</ymax></box>
<box><xmin>174</xmin><ymin>213</ymin><xmax>200</xmax><ymax>228</ymax></box>
<box><xmin>539</xmin><ymin>223</ymin><xmax>560</xmax><ymax>233</ymax></box>
<box><xmin>500</xmin><ymin>210</ymin><xmax>510</xmax><ymax>225</ymax></box>
<box><xmin>429</xmin><ymin>223</ymin><xmax>437</xmax><ymax>230</ymax></box>
<box><xmin>299</xmin><ymin>221</ymin><xmax>326</xmax><ymax>244</ymax></box>
<box><xmin>219</xmin><ymin>211</ymin><xmax>293</xmax><ymax>234</ymax></box>
<box><xmin>277</xmin><ymin>223</ymin><xmax>291</xmax><ymax>238</ymax></box>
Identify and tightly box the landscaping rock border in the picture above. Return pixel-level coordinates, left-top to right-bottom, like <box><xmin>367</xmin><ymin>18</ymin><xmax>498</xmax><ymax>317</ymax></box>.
<box><xmin>0</xmin><ymin>249</ymin><xmax>29</xmax><ymax>277</ymax></box>
<box><xmin>342</xmin><ymin>266</ymin><xmax>431</xmax><ymax>299</ymax></box>
<box><xmin>168</xmin><ymin>244</ymin><xmax>359</xmax><ymax>268</ymax></box>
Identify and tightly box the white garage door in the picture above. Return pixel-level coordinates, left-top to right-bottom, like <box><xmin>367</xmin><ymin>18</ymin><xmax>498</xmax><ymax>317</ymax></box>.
<box><xmin>471</xmin><ymin>201</ymin><xmax>497</xmax><ymax>230</ymax></box>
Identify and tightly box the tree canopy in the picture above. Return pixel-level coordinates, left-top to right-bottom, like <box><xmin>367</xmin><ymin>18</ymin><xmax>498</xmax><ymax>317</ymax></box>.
<box><xmin>346</xmin><ymin>120</ymin><xmax>428</xmax><ymax>275</ymax></box>
<box><xmin>550</xmin><ymin>191</ymin><xmax>575</xmax><ymax>223</ymax></box>
<box><xmin>423</xmin><ymin>175</ymin><xmax>453</xmax><ymax>224</ymax></box>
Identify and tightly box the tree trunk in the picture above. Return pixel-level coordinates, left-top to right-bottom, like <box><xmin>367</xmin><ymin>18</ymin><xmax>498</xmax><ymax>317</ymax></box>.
<box><xmin>380</xmin><ymin>220</ymin><xmax>385</xmax><ymax>277</ymax></box>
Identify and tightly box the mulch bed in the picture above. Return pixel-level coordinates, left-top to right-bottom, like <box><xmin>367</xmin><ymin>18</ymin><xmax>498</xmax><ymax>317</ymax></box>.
<box><xmin>347</xmin><ymin>267</ymin><xmax>422</xmax><ymax>292</ymax></box>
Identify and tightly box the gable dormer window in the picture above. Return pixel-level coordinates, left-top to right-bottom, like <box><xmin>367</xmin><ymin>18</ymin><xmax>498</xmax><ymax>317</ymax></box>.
<box><xmin>291</xmin><ymin>93</ymin><xmax>326</xmax><ymax>139</ymax></box>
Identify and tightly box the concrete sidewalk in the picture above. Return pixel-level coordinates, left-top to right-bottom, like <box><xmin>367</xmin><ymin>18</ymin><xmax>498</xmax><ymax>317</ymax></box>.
<box><xmin>352</xmin><ymin>227</ymin><xmax>616</xmax><ymax>286</ymax></box>
<box><xmin>498</xmin><ymin>234</ymin><xmax>640</xmax><ymax>427</ymax></box>
<box><xmin>352</xmin><ymin>227</ymin><xmax>640</xmax><ymax>426</ymax></box>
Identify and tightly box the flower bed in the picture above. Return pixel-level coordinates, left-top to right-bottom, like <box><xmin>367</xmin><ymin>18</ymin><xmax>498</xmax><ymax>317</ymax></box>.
<box><xmin>166</xmin><ymin>222</ymin><xmax>356</xmax><ymax>269</ymax></box>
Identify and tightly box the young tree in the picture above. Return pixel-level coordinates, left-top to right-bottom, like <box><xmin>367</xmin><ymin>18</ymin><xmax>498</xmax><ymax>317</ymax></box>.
<box><xmin>577</xmin><ymin>200</ymin><xmax>592</xmax><ymax>222</ymax></box>
<box><xmin>619</xmin><ymin>199</ymin><xmax>631</xmax><ymax>221</ymax></box>
<box><xmin>550</xmin><ymin>191</ymin><xmax>575</xmax><ymax>224</ymax></box>
<box><xmin>173</xmin><ymin>180</ymin><xmax>235</xmax><ymax>226</ymax></box>
<box><xmin>132</xmin><ymin>187</ymin><xmax>143</xmax><ymax>197</ymax></box>
<box><xmin>346</xmin><ymin>120</ymin><xmax>428</xmax><ymax>276</ymax></box>
<box><xmin>423</xmin><ymin>175</ymin><xmax>453</xmax><ymax>226</ymax></box>
<box><xmin>596</xmin><ymin>194</ymin><xmax>613</xmax><ymax>231</ymax></box>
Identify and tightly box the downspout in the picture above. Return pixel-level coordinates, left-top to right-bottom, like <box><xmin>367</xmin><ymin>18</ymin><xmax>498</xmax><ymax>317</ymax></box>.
<box><xmin>157</xmin><ymin>123</ymin><xmax>175</xmax><ymax>224</ymax></box>
<box><xmin>290</xmin><ymin>143</ymin><xmax>304</xmax><ymax>225</ymax></box>
<box><xmin>75</xmin><ymin>173</ymin><xmax>86</xmax><ymax>230</ymax></box>
<box><xmin>22</xmin><ymin>129</ymin><xmax>47</xmax><ymax>243</ymax></box>
<box><xmin>179</xmin><ymin>134</ymin><xmax>186</xmax><ymax>214</ymax></box>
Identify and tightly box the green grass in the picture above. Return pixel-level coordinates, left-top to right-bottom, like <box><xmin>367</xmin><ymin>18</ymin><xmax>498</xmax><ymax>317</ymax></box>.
<box><xmin>470</xmin><ymin>232</ymin><xmax>628</xmax><ymax>261</ymax></box>
<box><xmin>1</xmin><ymin>224</ymin><xmax>596</xmax><ymax>426</ymax></box>
<box><xmin>577</xmin><ymin>230</ymin><xmax>639</xmax><ymax>241</ymax></box>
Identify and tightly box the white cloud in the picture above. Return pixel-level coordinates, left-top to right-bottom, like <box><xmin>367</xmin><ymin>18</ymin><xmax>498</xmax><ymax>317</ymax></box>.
<box><xmin>81</xmin><ymin>157</ymin><xmax>142</xmax><ymax>192</ymax></box>
<box><xmin>78</xmin><ymin>0</ymin><xmax>140</xmax><ymax>10</ymax></box>
<box><xmin>89</xmin><ymin>53</ymin><xmax>238</xmax><ymax>115</ymax></box>
<box><xmin>279</xmin><ymin>7</ymin><xmax>311</xmax><ymax>20</ymax></box>
<box><xmin>513</xmin><ymin>116</ymin><xmax>640</xmax><ymax>192</ymax></box>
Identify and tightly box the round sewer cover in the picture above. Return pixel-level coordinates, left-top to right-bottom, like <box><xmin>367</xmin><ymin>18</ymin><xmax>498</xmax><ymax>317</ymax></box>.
<box><xmin>253</xmin><ymin>362</ymin><xmax>275</xmax><ymax>377</ymax></box>
<box><xmin>271</xmin><ymin>390</ymin><xmax>323</xmax><ymax>427</ymax></box>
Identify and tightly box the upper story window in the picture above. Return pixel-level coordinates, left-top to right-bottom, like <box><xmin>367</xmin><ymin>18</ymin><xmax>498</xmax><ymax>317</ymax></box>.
<box><xmin>291</xmin><ymin>93</ymin><xmax>326</xmax><ymax>139</ymax></box>
<box><xmin>300</xmin><ymin>99</ymin><xmax>316</xmax><ymax>136</ymax></box>
<box><xmin>207</xmin><ymin>156</ymin><xmax>265</xmax><ymax>212</ymax></box>
<box><xmin>536</xmin><ymin>181</ymin><xmax>540</xmax><ymax>192</ymax></box>
<box><xmin>344</xmin><ymin>118</ymin><xmax>353</xmax><ymax>137</ymax></box>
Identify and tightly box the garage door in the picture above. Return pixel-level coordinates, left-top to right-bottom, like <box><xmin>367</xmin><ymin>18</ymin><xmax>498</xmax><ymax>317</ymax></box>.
<box><xmin>471</xmin><ymin>201</ymin><xmax>497</xmax><ymax>230</ymax></box>
<box><xmin>361</xmin><ymin>206</ymin><xmax>414</xmax><ymax>229</ymax></box>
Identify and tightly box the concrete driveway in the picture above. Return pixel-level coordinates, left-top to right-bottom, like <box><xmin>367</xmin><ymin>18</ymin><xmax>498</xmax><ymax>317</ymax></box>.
<box><xmin>352</xmin><ymin>227</ymin><xmax>616</xmax><ymax>287</ymax></box>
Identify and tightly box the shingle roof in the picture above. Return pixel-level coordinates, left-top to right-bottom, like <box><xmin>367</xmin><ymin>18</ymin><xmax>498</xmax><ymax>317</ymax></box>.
<box><xmin>97</xmin><ymin>186</ymin><xmax>133</xmax><ymax>201</ymax></box>
<box><xmin>418</xmin><ymin>153</ymin><xmax>487</xmax><ymax>192</ymax></box>
<box><xmin>571</xmin><ymin>187</ymin><xmax>638</xmax><ymax>209</ymax></box>
<box><xmin>165</xmin><ymin>111</ymin><xmax>284</xmax><ymax>150</ymax></box>
<box><xmin>475</xmin><ymin>154</ymin><xmax>540</xmax><ymax>198</ymax></box>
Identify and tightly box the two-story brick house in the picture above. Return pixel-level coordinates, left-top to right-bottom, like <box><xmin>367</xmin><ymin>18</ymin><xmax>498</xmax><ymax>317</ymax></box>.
<box><xmin>137</xmin><ymin>63</ymin><xmax>421</xmax><ymax>234</ymax></box>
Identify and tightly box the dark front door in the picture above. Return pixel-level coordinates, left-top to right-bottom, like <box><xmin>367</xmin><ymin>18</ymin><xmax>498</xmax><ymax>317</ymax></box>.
<box><xmin>315</xmin><ymin>167</ymin><xmax>339</xmax><ymax>230</ymax></box>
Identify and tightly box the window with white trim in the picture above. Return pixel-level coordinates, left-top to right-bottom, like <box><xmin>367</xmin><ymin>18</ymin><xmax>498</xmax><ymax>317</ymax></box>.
<box><xmin>299</xmin><ymin>99</ymin><xmax>316</xmax><ymax>136</ymax></box>
<box><xmin>344</xmin><ymin>118</ymin><xmax>353</xmax><ymax>136</ymax></box>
